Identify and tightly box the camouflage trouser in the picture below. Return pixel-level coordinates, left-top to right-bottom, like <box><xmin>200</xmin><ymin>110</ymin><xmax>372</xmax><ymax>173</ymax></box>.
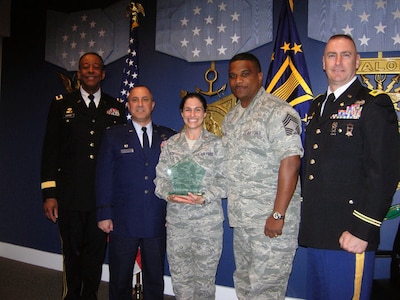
<box><xmin>166</xmin><ymin>221</ymin><xmax>223</xmax><ymax>300</ymax></box>
<box><xmin>233</xmin><ymin>226</ymin><xmax>297</xmax><ymax>300</ymax></box>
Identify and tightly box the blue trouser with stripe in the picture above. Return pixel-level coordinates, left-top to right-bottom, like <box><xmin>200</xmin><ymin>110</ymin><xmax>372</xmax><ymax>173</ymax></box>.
<box><xmin>306</xmin><ymin>248</ymin><xmax>375</xmax><ymax>300</ymax></box>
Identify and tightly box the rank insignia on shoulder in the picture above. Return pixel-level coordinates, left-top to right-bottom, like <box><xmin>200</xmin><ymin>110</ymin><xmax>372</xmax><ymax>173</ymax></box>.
<box><xmin>116</xmin><ymin>97</ymin><xmax>124</xmax><ymax>103</ymax></box>
<box><xmin>369</xmin><ymin>90</ymin><xmax>385</xmax><ymax>97</ymax></box>
<box><xmin>55</xmin><ymin>94</ymin><xmax>63</xmax><ymax>101</ymax></box>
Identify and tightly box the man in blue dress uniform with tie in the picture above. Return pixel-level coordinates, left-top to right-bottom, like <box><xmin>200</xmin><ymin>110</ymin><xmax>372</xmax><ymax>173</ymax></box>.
<box><xmin>96</xmin><ymin>85</ymin><xmax>176</xmax><ymax>300</ymax></box>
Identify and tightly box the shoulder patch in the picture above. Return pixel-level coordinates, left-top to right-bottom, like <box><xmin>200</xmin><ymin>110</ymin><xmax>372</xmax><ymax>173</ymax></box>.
<box><xmin>55</xmin><ymin>94</ymin><xmax>63</xmax><ymax>101</ymax></box>
<box><xmin>369</xmin><ymin>90</ymin><xmax>386</xmax><ymax>97</ymax></box>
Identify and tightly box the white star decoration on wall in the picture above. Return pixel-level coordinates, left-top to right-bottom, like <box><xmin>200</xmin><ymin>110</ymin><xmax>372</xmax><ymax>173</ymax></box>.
<box><xmin>308</xmin><ymin>0</ymin><xmax>400</xmax><ymax>52</ymax></box>
<box><xmin>45</xmin><ymin>1</ymin><xmax>129</xmax><ymax>71</ymax></box>
<box><xmin>155</xmin><ymin>0</ymin><xmax>273</xmax><ymax>62</ymax></box>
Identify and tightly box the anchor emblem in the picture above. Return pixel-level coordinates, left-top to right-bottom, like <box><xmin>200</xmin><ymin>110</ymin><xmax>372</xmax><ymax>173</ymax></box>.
<box><xmin>195</xmin><ymin>61</ymin><xmax>226</xmax><ymax>97</ymax></box>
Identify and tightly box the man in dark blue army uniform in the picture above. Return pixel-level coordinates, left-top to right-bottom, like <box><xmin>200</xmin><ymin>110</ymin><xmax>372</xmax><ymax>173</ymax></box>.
<box><xmin>299</xmin><ymin>34</ymin><xmax>400</xmax><ymax>300</ymax></box>
<box><xmin>41</xmin><ymin>52</ymin><xmax>126</xmax><ymax>299</ymax></box>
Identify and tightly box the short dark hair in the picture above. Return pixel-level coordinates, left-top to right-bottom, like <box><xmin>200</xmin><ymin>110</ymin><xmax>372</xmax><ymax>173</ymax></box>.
<box><xmin>131</xmin><ymin>84</ymin><xmax>153</xmax><ymax>95</ymax></box>
<box><xmin>179</xmin><ymin>92</ymin><xmax>207</xmax><ymax>112</ymax></box>
<box><xmin>327</xmin><ymin>34</ymin><xmax>357</xmax><ymax>50</ymax></box>
<box><xmin>229</xmin><ymin>52</ymin><xmax>261</xmax><ymax>72</ymax></box>
<box><xmin>79</xmin><ymin>52</ymin><xmax>105</xmax><ymax>70</ymax></box>
<box><xmin>128</xmin><ymin>85</ymin><xmax>154</xmax><ymax>101</ymax></box>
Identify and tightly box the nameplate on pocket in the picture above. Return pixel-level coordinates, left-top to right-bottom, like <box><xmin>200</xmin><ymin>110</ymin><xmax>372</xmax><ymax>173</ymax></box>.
<box><xmin>120</xmin><ymin>148</ymin><xmax>134</xmax><ymax>154</ymax></box>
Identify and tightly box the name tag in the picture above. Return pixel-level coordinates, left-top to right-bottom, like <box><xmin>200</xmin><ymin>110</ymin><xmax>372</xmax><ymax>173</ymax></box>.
<box><xmin>120</xmin><ymin>148</ymin><xmax>134</xmax><ymax>154</ymax></box>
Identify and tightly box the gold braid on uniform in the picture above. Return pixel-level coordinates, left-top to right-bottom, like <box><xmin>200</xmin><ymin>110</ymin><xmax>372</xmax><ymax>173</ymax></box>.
<box><xmin>353</xmin><ymin>210</ymin><xmax>382</xmax><ymax>227</ymax></box>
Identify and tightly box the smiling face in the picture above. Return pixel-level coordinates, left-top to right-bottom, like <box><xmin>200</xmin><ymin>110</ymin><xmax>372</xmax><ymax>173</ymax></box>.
<box><xmin>77</xmin><ymin>53</ymin><xmax>105</xmax><ymax>94</ymax></box>
<box><xmin>322</xmin><ymin>36</ymin><xmax>360</xmax><ymax>91</ymax></box>
<box><xmin>228</xmin><ymin>59</ymin><xmax>263</xmax><ymax>107</ymax></box>
<box><xmin>181</xmin><ymin>96</ymin><xmax>207</xmax><ymax>131</ymax></box>
<box><xmin>127</xmin><ymin>86</ymin><xmax>155</xmax><ymax>126</ymax></box>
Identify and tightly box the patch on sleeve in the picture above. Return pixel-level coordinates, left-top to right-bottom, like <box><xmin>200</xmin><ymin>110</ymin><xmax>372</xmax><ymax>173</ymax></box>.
<box><xmin>282</xmin><ymin>113</ymin><xmax>300</xmax><ymax>136</ymax></box>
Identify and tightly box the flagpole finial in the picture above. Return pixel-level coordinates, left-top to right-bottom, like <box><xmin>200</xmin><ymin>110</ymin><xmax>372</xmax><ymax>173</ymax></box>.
<box><xmin>126</xmin><ymin>2</ymin><xmax>145</xmax><ymax>30</ymax></box>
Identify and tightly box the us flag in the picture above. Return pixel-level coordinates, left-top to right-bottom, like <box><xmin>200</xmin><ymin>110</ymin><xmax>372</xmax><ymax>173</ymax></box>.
<box><xmin>118</xmin><ymin>24</ymin><xmax>139</xmax><ymax>111</ymax></box>
<box><xmin>308</xmin><ymin>0</ymin><xmax>400</xmax><ymax>52</ymax></box>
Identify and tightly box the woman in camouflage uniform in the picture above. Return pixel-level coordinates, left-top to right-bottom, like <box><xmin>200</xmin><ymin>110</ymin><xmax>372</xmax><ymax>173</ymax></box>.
<box><xmin>155</xmin><ymin>93</ymin><xmax>225</xmax><ymax>300</ymax></box>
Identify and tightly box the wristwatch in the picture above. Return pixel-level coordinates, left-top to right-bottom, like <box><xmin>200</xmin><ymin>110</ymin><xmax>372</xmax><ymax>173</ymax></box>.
<box><xmin>272</xmin><ymin>211</ymin><xmax>285</xmax><ymax>220</ymax></box>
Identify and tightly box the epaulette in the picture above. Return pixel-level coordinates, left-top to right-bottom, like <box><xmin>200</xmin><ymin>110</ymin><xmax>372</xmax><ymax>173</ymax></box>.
<box><xmin>55</xmin><ymin>94</ymin><xmax>64</xmax><ymax>101</ymax></box>
<box><xmin>315</xmin><ymin>93</ymin><xmax>324</xmax><ymax>100</ymax></box>
<box><xmin>369</xmin><ymin>89</ymin><xmax>386</xmax><ymax>97</ymax></box>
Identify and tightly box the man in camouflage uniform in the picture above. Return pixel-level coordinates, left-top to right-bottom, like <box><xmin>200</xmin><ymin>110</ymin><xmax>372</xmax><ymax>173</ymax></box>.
<box><xmin>222</xmin><ymin>52</ymin><xmax>303</xmax><ymax>299</ymax></box>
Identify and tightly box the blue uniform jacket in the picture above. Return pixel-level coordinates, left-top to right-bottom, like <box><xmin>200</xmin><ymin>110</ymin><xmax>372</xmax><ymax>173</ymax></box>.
<box><xmin>96</xmin><ymin>121</ymin><xmax>175</xmax><ymax>238</ymax></box>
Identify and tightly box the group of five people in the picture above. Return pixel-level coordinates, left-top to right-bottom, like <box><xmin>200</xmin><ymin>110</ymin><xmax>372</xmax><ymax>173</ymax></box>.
<box><xmin>41</xmin><ymin>34</ymin><xmax>399</xmax><ymax>300</ymax></box>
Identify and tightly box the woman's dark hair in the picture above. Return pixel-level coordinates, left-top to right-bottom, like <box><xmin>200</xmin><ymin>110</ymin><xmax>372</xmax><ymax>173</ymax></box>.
<box><xmin>179</xmin><ymin>92</ymin><xmax>207</xmax><ymax>112</ymax></box>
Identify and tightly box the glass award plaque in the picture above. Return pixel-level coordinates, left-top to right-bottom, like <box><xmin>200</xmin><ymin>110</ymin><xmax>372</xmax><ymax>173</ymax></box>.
<box><xmin>168</xmin><ymin>156</ymin><xmax>205</xmax><ymax>195</ymax></box>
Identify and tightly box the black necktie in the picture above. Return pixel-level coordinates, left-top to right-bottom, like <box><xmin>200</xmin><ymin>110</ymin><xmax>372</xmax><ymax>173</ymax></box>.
<box><xmin>88</xmin><ymin>94</ymin><xmax>96</xmax><ymax>112</ymax></box>
<box><xmin>142</xmin><ymin>127</ymin><xmax>149</xmax><ymax>150</ymax></box>
<box><xmin>323</xmin><ymin>93</ymin><xmax>335</xmax><ymax>117</ymax></box>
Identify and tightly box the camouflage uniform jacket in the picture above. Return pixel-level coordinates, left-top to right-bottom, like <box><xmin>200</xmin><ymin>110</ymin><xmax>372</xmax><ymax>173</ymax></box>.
<box><xmin>222</xmin><ymin>87</ymin><xmax>304</xmax><ymax>228</ymax></box>
<box><xmin>155</xmin><ymin>128</ymin><xmax>225</xmax><ymax>226</ymax></box>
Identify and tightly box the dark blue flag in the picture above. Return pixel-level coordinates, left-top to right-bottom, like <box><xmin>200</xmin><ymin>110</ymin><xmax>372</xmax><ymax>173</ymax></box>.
<box><xmin>265</xmin><ymin>0</ymin><xmax>312</xmax><ymax>144</ymax></box>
